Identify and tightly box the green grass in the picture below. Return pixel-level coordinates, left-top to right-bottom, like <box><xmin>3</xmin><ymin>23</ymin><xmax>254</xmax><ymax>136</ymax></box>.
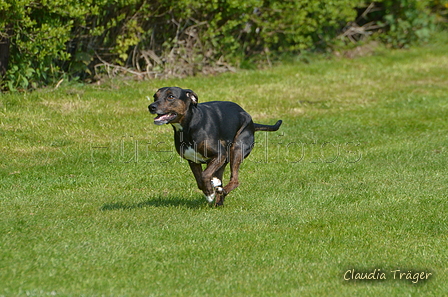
<box><xmin>1</xmin><ymin>34</ymin><xmax>448</xmax><ymax>296</ymax></box>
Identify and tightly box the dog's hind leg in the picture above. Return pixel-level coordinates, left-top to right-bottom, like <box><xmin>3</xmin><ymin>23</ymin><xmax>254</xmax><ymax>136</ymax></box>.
<box><xmin>223</xmin><ymin>126</ymin><xmax>254</xmax><ymax>197</ymax></box>
<box><xmin>223</xmin><ymin>145</ymin><xmax>243</xmax><ymax>196</ymax></box>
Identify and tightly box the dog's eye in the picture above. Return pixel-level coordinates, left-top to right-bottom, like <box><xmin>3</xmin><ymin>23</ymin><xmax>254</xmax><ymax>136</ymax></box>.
<box><xmin>167</xmin><ymin>95</ymin><xmax>175</xmax><ymax>101</ymax></box>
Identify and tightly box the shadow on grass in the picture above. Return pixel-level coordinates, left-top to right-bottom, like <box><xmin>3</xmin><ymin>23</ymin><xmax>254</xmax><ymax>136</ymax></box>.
<box><xmin>100</xmin><ymin>196</ymin><xmax>207</xmax><ymax>211</ymax></box>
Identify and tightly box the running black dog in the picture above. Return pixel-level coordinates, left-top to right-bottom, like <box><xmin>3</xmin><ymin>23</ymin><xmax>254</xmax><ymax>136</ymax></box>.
<box><xmin>149</xmin><ymin>87</ymin><xmax>282</xmax><ymax>206</ymax></box>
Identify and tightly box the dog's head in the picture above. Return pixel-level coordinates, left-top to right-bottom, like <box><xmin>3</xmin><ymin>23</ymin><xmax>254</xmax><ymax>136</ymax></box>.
<box><xmin>148</xmin><ymin>87</ymin><xmax>198</xmax><ymax>125</ymax></box>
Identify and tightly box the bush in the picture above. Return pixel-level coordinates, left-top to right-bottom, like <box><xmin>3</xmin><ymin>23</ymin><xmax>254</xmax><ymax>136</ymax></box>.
<box><xmin>0</xmin><ymin>0</ymin><xmax>99</xmax><ymax>91</ymax></box>
<box><xmin>0</xmin><ymin>0</ymin><xmax>441</xmax><ymax>91</ymax></box>
<box><xmin>375</xmin><ymin>0</ymin><xmax>435</xmax><ymax>48</ymax></box>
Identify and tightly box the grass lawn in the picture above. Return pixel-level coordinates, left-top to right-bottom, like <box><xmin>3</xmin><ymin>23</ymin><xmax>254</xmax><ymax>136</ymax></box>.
<box><xmin>1</xmin><ymin>34</ymin><xmax>447</xmax><ymax>296</ymax></box>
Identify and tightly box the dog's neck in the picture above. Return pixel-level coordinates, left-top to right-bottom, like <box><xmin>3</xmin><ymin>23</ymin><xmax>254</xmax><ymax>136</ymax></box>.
<box><xmin>170</xmin><ymin>105</ymin><xmax>198</xmax><ymax>133</ymax></box>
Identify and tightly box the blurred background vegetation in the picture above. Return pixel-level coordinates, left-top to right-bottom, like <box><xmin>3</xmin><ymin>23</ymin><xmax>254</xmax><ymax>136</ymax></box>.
<box><xmin>1</xmin><ymin>0</ymin><xmax>447</xmax><ymax>91</ymax></box>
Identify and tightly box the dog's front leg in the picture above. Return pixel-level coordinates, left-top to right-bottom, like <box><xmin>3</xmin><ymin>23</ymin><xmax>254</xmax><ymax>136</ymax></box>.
<box><xmin>201</xmin><ymin>155</ymin><xmax>227</xmax><ymax>204</ymax></box>
<box><xmin>188</xmin><ymin>161</ymin><xmax>204</xmax><ymax>191</ymax></box>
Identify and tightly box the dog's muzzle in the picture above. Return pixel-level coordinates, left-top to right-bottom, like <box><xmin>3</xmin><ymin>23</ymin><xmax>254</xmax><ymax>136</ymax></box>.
<box><xmin>153</xmin><ymin>113</ymin><xmax>177</xmax><ymax>125</ymax></box>
<box><xmin>149</xmin><ymin>103</ymin><xmax>177</xmax><ymax>125</ymax></box>
<box><xmin>148</xmin><ymin>103</ymin><xmax>158</xmax><ymax>114</ymax></box>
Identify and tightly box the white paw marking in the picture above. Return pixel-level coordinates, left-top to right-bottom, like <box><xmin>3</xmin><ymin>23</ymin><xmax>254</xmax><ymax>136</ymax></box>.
<box><xmin>205</xmin><ymin>193</ymin><xmax>215</xmax><ymax>204</ymax></box>
<box><xmin>211</xmin><ymin>177</ymin><xmax>222</xmax><ymax>188</ymax></box>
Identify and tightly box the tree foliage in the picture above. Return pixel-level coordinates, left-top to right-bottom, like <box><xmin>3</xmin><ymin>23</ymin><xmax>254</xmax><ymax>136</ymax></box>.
<box><xmin>0</xmin><ymin>0</ymin><xmax>443</xmax><ymax>91</ymax></box>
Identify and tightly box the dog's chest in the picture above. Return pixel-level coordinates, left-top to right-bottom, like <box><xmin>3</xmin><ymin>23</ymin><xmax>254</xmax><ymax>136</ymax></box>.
<box><xmin>182</xmin><ymin>146</ymin><xmax>210</xmax><ymax>163</ymax></box>
<box><xmin>173</xmin><ymin>127</ymin><xmax>210</xmax><ymax>164</ymax></box>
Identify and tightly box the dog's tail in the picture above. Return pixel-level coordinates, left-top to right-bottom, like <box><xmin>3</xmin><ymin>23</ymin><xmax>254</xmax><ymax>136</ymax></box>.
<box><xmin>254</xmin><ymin>120</ymin><xmax>282</xmax><ymax>132</ymax></box>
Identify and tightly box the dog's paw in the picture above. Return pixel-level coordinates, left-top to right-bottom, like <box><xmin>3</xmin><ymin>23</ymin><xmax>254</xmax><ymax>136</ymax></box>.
<box><xmin>211</xmin><ymin>177</ymin><xmax>224</xmax><ymax>194</ymax></box>
<box><xmin>215</xmin><ymin>187</ymin><xmax>224</xmax><ymax>194</ymax></box>
<box><xmin>205</xmin><ymin>193</ymin><xmax>215</xmax><ymax>204</ymax></box>
<box><xmin>211</xmin><ymin>177</ymin><xmax>222</xmax><ymax>187</ymax></box>
<box><xmin>205</xmin><ymin>178</ymin><xmax>224</xmax><ymax>204</ymax></box>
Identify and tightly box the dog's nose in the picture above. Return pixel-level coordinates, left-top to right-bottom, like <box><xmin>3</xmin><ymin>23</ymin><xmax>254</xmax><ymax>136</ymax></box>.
<box><xmin>149</xmin><ymin>103</ymin><xmax>157</xmax><ymax>113</ymax></box>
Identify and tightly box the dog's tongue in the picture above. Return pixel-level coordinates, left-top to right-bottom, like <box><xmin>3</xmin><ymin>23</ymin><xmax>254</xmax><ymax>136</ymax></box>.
<box><xmin>154</xmin><ymin>113</ymin><xmax>176</xmax><ymax>125</ymax></box>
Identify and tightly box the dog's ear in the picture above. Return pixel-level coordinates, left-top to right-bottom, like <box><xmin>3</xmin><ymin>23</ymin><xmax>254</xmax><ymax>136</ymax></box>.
<box><xmin>185</xmin><ymin>89</ymin><xmax>198</xmax><ymax>106</ymax></box>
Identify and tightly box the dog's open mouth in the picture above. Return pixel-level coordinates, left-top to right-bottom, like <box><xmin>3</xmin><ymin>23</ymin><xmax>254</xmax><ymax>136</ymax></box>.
<box><xmin>154</xmin><ymin>113</ymin><xmax>177</xmax><ymax>125</ymax></box>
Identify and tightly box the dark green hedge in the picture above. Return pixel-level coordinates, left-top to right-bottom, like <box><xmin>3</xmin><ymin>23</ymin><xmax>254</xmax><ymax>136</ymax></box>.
<box><xmin>0</xmin><ymin>0</ymin><xmax>444</xmax><ymax>91</ymax></box>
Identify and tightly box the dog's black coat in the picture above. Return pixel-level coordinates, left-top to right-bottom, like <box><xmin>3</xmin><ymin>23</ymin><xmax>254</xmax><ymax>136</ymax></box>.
<box><xmin>149</xmin><ymin>87</ymin><xmax>282</xmax><ymax>206</ymax></box>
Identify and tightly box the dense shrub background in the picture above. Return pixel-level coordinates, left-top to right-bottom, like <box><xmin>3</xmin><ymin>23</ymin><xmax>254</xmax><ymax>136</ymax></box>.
<box><xmin>0</xmin><ymin>0</ymin><xmax>445</xmax><ymax>91</ymax></box>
